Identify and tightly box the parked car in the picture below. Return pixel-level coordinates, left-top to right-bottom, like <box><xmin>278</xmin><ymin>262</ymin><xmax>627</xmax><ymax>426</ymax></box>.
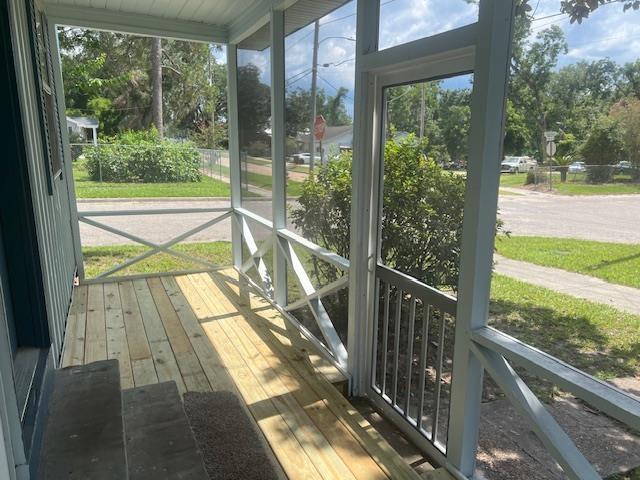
<box><xmin>614</xmin><ymin>161</ymin><xmax>632</xmax><ymax>173</ymax></box>
<box><xmin>568</xmin><ymin>161</ymin><xmax>586</xmax><ymax>173</ymax></box>
<box><xmin>500</xmin><ymin>156</ymin><xmax>537</xmax><ymax>173</ymax></box>
<box><xmin>292</xmin><ymin>153</ymin><xmax>320</xmax><ymax>165</ymax></box>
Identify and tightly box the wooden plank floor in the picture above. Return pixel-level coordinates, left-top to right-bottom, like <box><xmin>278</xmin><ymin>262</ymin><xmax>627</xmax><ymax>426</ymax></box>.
<box><xmin>62</xmin><ymin>269</ymin><xmax>424</xmax><ymax>480</ymax></box>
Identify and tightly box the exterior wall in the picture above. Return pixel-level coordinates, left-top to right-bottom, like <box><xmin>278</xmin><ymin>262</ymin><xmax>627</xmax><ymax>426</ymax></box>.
<box><xmin>8</xmin><ymin>0</ymin><xmax>79</xmax><ymax>363</ymax></box>
<box><xmin>0</xmin><ymin>232</ymin><xmax>27</xmax><ymax>480</ymax></box>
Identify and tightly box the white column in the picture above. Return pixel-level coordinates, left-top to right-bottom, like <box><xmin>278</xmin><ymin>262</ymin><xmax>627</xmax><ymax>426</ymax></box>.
<box><xmin>227</xmin><ymin>44</ymin><xmax>243</xmax><ymax>269</ymax></box>
<box><xmin>347</xmin><ymin>0</ymin><xmax>380</xmax><ymax>395</ymax></box>
<box><xmin>270</xmin><ymin>9</ymin><xmax>287</xmax><ymax>306</ymax></box>
<box><xmin>446</xmin><ymin>0</ymin><xmax>516</xmax><ymax>475</ymax></box>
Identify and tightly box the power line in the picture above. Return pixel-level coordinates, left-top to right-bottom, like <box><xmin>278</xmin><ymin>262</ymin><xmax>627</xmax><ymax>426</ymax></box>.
<box><xmin>317</xmin><ymin>73</ymin><xmax>353</xmax><ymax>100</ymax></box>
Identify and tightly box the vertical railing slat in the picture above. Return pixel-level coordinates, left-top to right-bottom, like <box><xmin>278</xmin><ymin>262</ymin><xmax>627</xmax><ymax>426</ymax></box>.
<box><xmin>381</xmin><ymin>281</ymin><xmax>391</xmax><ymax>395</ymax></box>
<box><xmin>404</xmin><ymin>296</ymin><xmax>417</xmax><ymax>417</ymax></box>
<box><xmin>391</xmin><ymin>288</ymin><xmax>403</xmax><ymax>406</ymax></box>
<box><xmin>432</xmin><ymin>309</ymin><xmax>447</xmax><ymax>442</ymax></box>
<box><xmin>416</xmin><ymin>304</ymin><xmax>431</xmax><ymax>430</ymax></box>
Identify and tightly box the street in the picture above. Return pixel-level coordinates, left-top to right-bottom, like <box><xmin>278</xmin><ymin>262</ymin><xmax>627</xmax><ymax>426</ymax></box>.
<box><xmin>77</xmin><ymin>191</ymin><xmax>640</xmax><ymax>246</ymax></box>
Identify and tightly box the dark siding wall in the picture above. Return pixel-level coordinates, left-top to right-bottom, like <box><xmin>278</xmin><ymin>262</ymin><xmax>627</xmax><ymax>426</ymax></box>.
<box><xmin>7</xmin><ymin>0</ymin><xmax>79</xmax><ymax>363</ymax></box>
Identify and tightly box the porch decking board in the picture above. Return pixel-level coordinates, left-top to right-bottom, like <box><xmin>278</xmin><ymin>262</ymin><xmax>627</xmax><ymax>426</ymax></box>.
<box><xmin>104</xmin><ymin>282</ymin><xmax>134</xmax><ymax>389</ymax></box>
<box><xmin>214</xmin><ymin>269</ymin><xmax>422</xmax><ymax>480</ymax></box>
<box><xmin>84</xmin><ymin>284</ymin><xmax>107</xmax><ymax>364</ymax></box>
<box><xmin>63</xmin><ymin>270</ymin><xmax>423</xmax><ymax>480</ymax></box>
<box><xmin>61</xmin><ymin>285</ymin><xmax>88</xmax><ymax>368</ymax></box>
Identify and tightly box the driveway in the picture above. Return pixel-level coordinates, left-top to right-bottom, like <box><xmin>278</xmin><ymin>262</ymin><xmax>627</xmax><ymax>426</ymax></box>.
<box><xmin>77</xmin><ymin>192</ymin><xmax>640</xmax><ymax>247</ymax></box>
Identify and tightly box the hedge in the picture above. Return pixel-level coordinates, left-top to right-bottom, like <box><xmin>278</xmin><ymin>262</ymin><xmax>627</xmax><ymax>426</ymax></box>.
<box><xmin>85</xmin><ymin>133</ymin><xmax>201</xmax><ymax>183</ymax></box>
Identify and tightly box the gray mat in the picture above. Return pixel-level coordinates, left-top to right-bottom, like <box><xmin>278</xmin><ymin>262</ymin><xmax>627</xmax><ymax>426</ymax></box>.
<box><xmin>183</xmin><ymin>391</ymin><xmax>282</xmax><ymax>480</ymax></box>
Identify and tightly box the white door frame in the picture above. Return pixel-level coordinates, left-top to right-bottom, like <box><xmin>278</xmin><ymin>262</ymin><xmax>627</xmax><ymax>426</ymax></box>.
<box><xmin>348</xmin><ymin>0</ymin><xmax>516</xmax><ymax>476</ymax></box>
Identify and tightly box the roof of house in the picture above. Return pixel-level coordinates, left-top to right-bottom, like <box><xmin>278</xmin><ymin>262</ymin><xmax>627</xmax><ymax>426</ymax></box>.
<box><xmin>66</xmin><ymin>116</ymin><xmax>99</xmax><ymax>129</ymax></box>
<box><xmin>297</xmin><ymin>125</ymin><xmax>353</xmax><ymax>143</ymax></box>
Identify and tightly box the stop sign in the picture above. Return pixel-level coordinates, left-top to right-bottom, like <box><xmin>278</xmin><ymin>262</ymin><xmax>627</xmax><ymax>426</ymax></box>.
<box><xmin>314</xmin><ymin>115</ymin><xmax>326</xmax><ymax>141</ymax></box>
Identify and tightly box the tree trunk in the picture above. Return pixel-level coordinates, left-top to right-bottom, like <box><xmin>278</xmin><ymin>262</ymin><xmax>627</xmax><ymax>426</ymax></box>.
<box><xmin>151</xmin><ymin>37</ymin><xmax>163</xmax><ymax>138</ymax></box>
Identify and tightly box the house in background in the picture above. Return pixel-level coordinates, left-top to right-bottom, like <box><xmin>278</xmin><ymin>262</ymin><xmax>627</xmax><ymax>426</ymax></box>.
<box><xmin>297</xmin><ymin>125</ymin><xmax>353</xmax><ymax>163</ymax></box>
<box><xmin>1</xmin><ymin>0</ymin><xmax>638</xmax><ymax>479</ymax></box>
<box><xmin>65</xmin><ymin>116</ymin><xmax>98</xmax><ymax>145</ymax></box>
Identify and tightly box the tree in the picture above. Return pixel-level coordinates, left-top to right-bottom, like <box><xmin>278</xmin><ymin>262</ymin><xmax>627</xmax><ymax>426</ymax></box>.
<box><xmin>580</xmin><ymin>118</ymin><xmax>624</xmax><ymax>182</ymax></box>
<box><xmin>151</xmin><ymin>37</ymin><xmax>163</xmax><ymax>138</ymax></box>
<box><xmin>509</xmin><ymin>23</ymin><xmax>568</xmax><ymax>160</ymax></box>
<box><xmin>237</xmin><ymin>63</ymin><xmax>271</xmax><ymax>148</ymax></box>
<box><xmin>58</xmin><ymin>28</ymin><xmax>227</xmax><ymax>140</ymax></box>
<box><xmin>546</xmin><ymin>60</ymin><xmax>622</xmax><ymax>141</ymax></box>
<box><xmin>611</xmin><ymin>97</ymin><xmax>640</xmax><ymax>171</ymax></box>
<box><xmin>621</xmin><ymin>60</ymin><xmax>640</xmax><ymax>99</ymax></box>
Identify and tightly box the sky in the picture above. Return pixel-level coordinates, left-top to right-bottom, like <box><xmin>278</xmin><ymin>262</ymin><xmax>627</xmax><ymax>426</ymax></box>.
<box><xmin>220</xmin><ymin>0</ymin><xmax>640</xmax><ymax>117</ymax></box>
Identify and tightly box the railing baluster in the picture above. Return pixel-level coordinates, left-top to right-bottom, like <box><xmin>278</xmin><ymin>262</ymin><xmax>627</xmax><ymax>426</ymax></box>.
<box><xmin>371</xmin><ymin>278</ymin><xmax>382</xmax><ymax>389</ymax></box>
<box><xmin>381</xmin><ymin>282</ymin><xmax>391</xmax><ymax>396</ymax></box>
<box><xmin>416</xmin><ymin>304</ymin><xmax>431</xmax><ymax>430</ymax></box>
<box><xmin>404</xmin><ymin>296</ymin><xmax>417</xmax><ymax>418</ymax></box>
<box><xmin>431</xmin><ymin>309</ymin><xmax>447</xmax><ymax>443</ymax></box>
<box><xmin>391</xmin><ymin>288</ymin><xmax>403</xmax><ymax>406</ymax></box>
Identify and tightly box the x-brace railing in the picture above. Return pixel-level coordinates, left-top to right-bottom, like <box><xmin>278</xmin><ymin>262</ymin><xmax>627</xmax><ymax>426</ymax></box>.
<box><xmin>233</xmin><ymin>208</ymin><xmax>349</xmax><ymax>367</ymax></box>
<box><xmin>78</xmin><ymin>207</ymin><xmax>232</xmax><ymax>279</ymax></box>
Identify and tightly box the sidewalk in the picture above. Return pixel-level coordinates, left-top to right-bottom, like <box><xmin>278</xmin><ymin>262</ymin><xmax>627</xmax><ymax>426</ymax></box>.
<box><xmin>493</xmin><ymin>254</ymin><xmax>640</xmax><ymax>316</ymax></box>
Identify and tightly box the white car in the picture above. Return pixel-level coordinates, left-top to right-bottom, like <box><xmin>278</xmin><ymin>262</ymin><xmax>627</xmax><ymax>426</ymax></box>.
<box><xmin>501</xmin><ymin>156</ymin><xmax>537</xmax><ymax>173</ymax></box>
<box><xmin>568</xmin><ymin>161</ymin><xmax>585</xmax><ymax>173</ymax></box>
<box><xmin>292</xmin><ymin>153</ymin><xmax>321</xmax><ymax>165</ymax></box>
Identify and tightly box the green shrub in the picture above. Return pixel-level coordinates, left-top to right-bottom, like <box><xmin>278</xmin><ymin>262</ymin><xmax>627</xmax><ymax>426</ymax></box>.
<box><xmin>525</xmin><ymin>170</ymin><xmax>536</xmax><ymax>185</ymax></box>
<box><xmin>291</xmin><ymin>135</ymin><xmax>474</xmax><ymax>291</ymax></box>
<box><xmin>85</xmin><ymin>130</ymin><xmax>201</xmax><ymax>183</ymax></box>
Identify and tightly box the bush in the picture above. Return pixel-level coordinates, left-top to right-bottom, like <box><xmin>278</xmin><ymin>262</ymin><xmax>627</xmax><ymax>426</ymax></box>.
<box><xmin>85</xmin><ymin>130</ymin><xmax>201</xmax><ymax>183</ymax></box>
<box><xmin>291</xmin><ymin>135</ymin><xmax>472</xmax><ymax>291</ymax></box>
<box><xmin>580</xmin><ymin>119</ymin><xmax>624</xmax><ymax>167</ymax></box>
<box><xmin>586</xmin><ymin>165</ymin><xmax>614</xmax><ymax>184</ymax></box>
<box><xmin>525</xmin><ymin>170</ymin><xmax>536</xmax><ymax>185</ymax></box>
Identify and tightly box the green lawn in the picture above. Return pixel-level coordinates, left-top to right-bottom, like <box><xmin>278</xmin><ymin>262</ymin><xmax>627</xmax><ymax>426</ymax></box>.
<box><xmin>490</xmin><ymin>274</ymin><xmax>640</xmax><ymax>381</ymax></box>
<box><xmin>499</xmin><ymin>172</ymin><xmax>640</xmax><ymax>195</ymax></box>
<box><xmin>83</xmin><ymin>241</ymin><xmax>233</xmax><ymax>278</ymax></box>
<box><xmin>219</xmin><ymin>164</ymin><xmax>305</xmax><ymax>196</ymax></box>
<box><xmin>495</xmin><ymin>235</ymin><xmax>640</xmax><ymax>289</ymax></box>
<box><xmin>73</xmin><ymin>160</ymin><xmax>231</xmax><ymax>199</ymax></box>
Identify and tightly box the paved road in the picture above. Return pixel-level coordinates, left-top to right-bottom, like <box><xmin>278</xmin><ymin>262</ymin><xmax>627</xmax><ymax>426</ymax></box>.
<box><xmin>498</xmin><ymin>192</ymin><xmax>640</xmax><ymax>244</ymax></box>
<box><xmin>77</xmin><ymin>198</ymin><xmax>284</xmax><ymax>246</ymax></box>
<box><xmin>77</xmin><ymin>192</ymin><xmax>640</xmax><ymax>246</ymax></box>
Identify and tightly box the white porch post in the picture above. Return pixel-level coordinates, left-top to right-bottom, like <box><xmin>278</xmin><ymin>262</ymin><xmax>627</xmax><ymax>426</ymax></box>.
<box><xmin>446</xmin><ymin>0</ymin><xmax>516</xmax><ymax>475</ymax></box>
<box><xmin>347</xmin><ymin>0</ymin><xmax>380</xmax><ymax>395</ymax></box>
<box><xmin>227</xmin><ymin>44</ymin><xmax>243</xmax><ymax>269</ymax></box>
<box><xmin>270</xmin><ymin>8</ymin><xmax>287</xmax><ymax>306</ymax></box>
<box><xmin>47</xmin><ymin>21</ymin><xmax>85</xmax><ymax>280</ymax></box>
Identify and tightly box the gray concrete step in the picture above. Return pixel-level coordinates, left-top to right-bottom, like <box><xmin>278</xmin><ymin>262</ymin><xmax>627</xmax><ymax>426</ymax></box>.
<box><xmin>38</xmin><ymin>360</ymin><xmax>127</xmax><ymax>480</ymax></box>
<box><xmin>123</xmin><ymin>382</ymin><xmax>208</xmax><ymax>480</ymax></box>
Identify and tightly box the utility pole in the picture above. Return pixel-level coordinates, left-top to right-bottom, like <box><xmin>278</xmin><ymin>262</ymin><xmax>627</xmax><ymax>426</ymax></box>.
<box><xmin>419</xmin><ymin>83</ymin><xmax>425</xmax><ymax>139</ymax></box>
<box><xmin>151</xmin><ymin>37</ymin><xmax>163</xmax><ymax>138</ymax></box>
<box><xmin>309</xmin><ymin>19</ymin><xmax>319</xmax><ymax>171</ymax></box>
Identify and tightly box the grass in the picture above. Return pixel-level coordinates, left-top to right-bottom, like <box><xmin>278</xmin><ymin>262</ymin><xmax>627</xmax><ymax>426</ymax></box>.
<box><xmin>499</xmin><ymin>172</ymin><xmax>640</xmax><ymax>195</ymax></box>
<box><xmin>495</xmin><ymin>235</ymin><xmax>640</xmax><ymax>289</ymax></box>
<box><xmin>218</xmin><ymin>164</ymin><xmax>305</xmax><ymax>196</ymax></box>
<box><xmin>490</xmin><ymin>274</ymin><xmax>640</xmax><ymax>381</ymax></box>
<box><xmin>73</xmin><ymin>160</ymin><xmax>231</xmax><ymax>199</ymax></box>
<box><xmin>83</xmin><ymin>241</ymin><xmax>232</xmax><ymax>278</ymax></box>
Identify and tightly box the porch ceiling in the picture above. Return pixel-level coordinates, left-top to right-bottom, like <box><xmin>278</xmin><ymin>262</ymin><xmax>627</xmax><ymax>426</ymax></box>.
<box><xmin>43</xmin><ymin>0</ymin><xmax>347</xmax><ymax>47</ymax></box>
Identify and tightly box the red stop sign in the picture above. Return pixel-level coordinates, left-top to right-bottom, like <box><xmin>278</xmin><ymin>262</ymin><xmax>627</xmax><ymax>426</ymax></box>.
<box><xmin>314</xmin><ymin>115</ymin><xmax>326</xmax><ymax>141</ymax></box>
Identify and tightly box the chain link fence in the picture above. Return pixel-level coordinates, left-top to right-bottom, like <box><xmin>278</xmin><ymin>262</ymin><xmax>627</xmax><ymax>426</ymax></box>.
<box><xmin>512</xmin><ymin>163</ymin><xmax>640</xmax><ymax>191</ymax></box>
